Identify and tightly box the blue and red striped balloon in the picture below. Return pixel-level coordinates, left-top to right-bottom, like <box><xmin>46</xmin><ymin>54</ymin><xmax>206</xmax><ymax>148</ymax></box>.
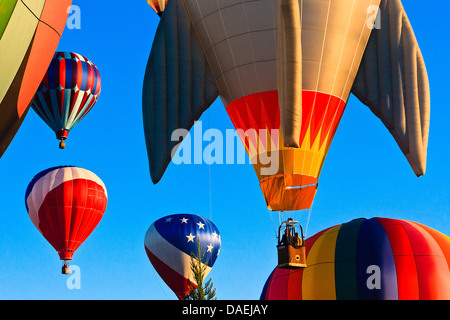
<box><xmin>25</xmin><ymin>166</ymin><xmax>108</xmax><ymax>272</ymax></box>
<box><xmin>261</xmin><ymin>217</ymin><xmax>450</xmax><ymax>300</ymax></box>
<box><xmin>144</xmin><ymin>214</ymin><xmax>221</xmax><ymax>299</ymax></box>
<box><xmin>31</xmin><ymin>52</ymin><xmax>101</xmax><ymax>149</ymax></box>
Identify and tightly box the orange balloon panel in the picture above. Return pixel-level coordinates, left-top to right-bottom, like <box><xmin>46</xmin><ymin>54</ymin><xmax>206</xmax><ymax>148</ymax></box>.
<box><xmin>0</xmin><ymin>0</ymin><xmax>71</xmax><ymax>158</ymax></box>
<box><xmin>226</xmin><ymin>90</ymin><xmax>346</xmax><ymax>211</ymax></box>
<box><xmin>143</xmin><ymin>0</ymin><xmax>430</xmax><ymax>214</ymax></box>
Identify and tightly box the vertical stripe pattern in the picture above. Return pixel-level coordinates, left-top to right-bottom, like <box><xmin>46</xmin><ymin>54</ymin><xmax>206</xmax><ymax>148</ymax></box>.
<box><xmin>25</xmin><ymin>166</ymin><xmax>108</xmax><ymax>261</ymax></box>
<box><xmin>31</xmin><ymin>51</ymin><xmax>101</xmax><ymax>142</ymax></box>
<box><xmin>180</xmin><ymin>0</ymin><xmax>378</xmax><ymax>211</ymax></box>
<box><xmin>261</xmin><ymin>218</ymin><xmax>450</xmax><ymax>300</ymax></box>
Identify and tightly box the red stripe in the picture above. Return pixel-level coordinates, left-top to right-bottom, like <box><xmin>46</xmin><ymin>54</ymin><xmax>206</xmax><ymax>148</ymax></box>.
<box><xmin>37</xmin><ymin>179</ymin><xmax>107</xmax><ymax>260</ymax></box>
<box><xmin>72</xmin><ymin>180</ymin><xmax>107</xmax><ymax>251</ymax></box>
<box><xmin>266</xmin><ymin>267</ymin><xmax>290</xmax><ymax>300</ymax></box>
<box><xmin>286</xmin><ymin>269</ymin><xmax>303</xmax><ymax>300</ymax></box>
<box><xmin>399</xmin><ymin>220</ymin><xmax>450</xmax><ymax>299</ymax></box>
<box><xmin>375</xmin><ymin>218</ymin><xmax>420</xmax><ymax>299</ymax></box>
<box><xmin>145</xmin><ymin>246</ymin><xmax>193</xmax><ymax>300</ymax></box>
<box><xmin>93</xmin><ymin>67</ymin><xmax>101</xmax><ymax>96</ymax></box>
<box><xmin>226</xmin><ymin>90</ymin><xmax>346</xmax><ymax>150</ymax></box>
<box><xmin>85</xmin><ymin>63</ymin><xmax>95</xmax><ymax>94</ymax></box>
<box><xmin>58</xmin><ymin>57</ymin><xmax>66</xmax><ymax>116</ymax></box>
<box><xmin>413</xmin><ymin>222</ymin><xmax>450</xmax><ymax>271</ymax></box>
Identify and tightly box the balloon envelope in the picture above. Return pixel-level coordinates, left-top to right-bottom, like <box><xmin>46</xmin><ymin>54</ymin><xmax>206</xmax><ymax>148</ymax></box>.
<box><xmin>31</xmin><ymin>52</ymin><xmax>101</xmax><ymax>148</ymax></box>
<box><xmin>146</xmin><ymin>0</ymin><xmax>167</xmax><ymax>16</ymax></box>
<box><xmin>143</xmin><ymin>0</ymin><xmax>430</xmax><ymax>212</ymax></box>
<box><xmin>25</xmin><ymin>166</ymin><xmax>108</xmax><ymax>263</ymax></box>
<box><xmin>261</xmin><ymin>217</ymin><xmax>450</xmax><ymax>300</ymax></box>
<box><xmin>144</xmin><ymin>214</ymin><xmax>221</xmax><ymax>299</ymax></box>
<box><xmin>0</xmin><ymin>0</ymin><xmax>72</xmax><ymax>157</ymax></box>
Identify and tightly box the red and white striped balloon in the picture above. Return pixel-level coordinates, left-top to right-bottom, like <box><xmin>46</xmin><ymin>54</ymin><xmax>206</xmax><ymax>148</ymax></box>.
<box><xmin>25</xmin><ymin>166</ymin><xmax>107</xmax><ymax>273</ymax></box>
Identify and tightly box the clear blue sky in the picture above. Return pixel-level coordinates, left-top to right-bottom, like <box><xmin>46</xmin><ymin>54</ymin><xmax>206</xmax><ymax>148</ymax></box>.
<box><xmin>0</xmin><ymin>0</ymin><xmax>449</xmax><ymax>300</ymax></box>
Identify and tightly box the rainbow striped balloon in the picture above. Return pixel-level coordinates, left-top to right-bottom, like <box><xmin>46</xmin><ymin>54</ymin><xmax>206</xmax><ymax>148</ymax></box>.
<box><xmin>261</xmin><ymin>218</ymin><xmax>450</xmax><ymax>300</ymax></box>
<box><xmin>31</xmin><ymin>52</ymin><xmax>101</xmax><ymax>148</ymax></box>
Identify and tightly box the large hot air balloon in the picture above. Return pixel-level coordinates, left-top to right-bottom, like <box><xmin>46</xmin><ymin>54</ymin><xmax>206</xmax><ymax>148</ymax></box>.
<box><xmin>0</xmin><ymin>0</ymin><xmax>72</xmax><ymax>158</ymax></box>
<box><xmin>31</xmin><ymin>52</ymin><xmax>102</xmax><ymax>149</ymax></box>
<box><xmin>146</xmin><ymin>0</ymin><xmax>167</xmax><ymax>16</ymax></box>
<box><xmin>143</xmin><ymin>0</ymin><xmax>429</xmax><ymax>213</ymax></box>
<box><xmin>144</xmin><ymin>214</ymin><xmax>221</xmax><ymax>299</ymax></box>
<box><xmin>260</xmin><ymin>218</ymin><xmax>450</xmax><ymax>300</ymax></box>
<box><xmin>25</xmin><ymin>166</ymin><xmax>108</xmax><ymax>274</ymax></box>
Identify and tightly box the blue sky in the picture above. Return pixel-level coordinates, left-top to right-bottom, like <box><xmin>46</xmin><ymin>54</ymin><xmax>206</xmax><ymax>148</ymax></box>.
<box><xmin>0</xmin><ymin>0</ymin><xmax>449</xmax><ymax>300</ymax></box>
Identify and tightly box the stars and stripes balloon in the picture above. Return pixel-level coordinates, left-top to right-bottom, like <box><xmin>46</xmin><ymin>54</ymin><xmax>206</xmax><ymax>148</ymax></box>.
<box><xmin>260</xmin><ymin>217</ymin><xmax>450</xmax><ymax>300</ymax></box>
<box><xmin>25</xmin><ymin>166</ymin><xmax>108</xmax><ymax>274</ymax></box>
<box><xmin>144</xmin><ymin>214</ymin><xmax>221</xmax><ymax>299</ymax></box>
<box><xmin>31</xmin><ymin>52</ymin><xmax>101</xmax><ymax>149</ymax></box>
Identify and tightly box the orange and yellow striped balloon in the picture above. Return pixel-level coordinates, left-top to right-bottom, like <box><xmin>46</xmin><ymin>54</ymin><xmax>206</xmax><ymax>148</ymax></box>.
<box><xmin>143</xmin><ymin>0</ymin><xmax>430</xmax><ymax>214</ymax></box>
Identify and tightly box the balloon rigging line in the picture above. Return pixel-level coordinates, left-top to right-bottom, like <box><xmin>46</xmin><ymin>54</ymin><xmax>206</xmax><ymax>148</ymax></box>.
<box><xmin>209</xmin><ymin>149</ymin><xmax>212</xmax><ymax>220</ymax></box>
<box><xmin>305</xmin><ymin>206</ymin><xmax>312</xmax><ymax>238</ymax></box>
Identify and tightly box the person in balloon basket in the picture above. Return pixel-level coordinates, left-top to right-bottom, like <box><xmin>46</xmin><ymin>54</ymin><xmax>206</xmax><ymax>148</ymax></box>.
<box><xmin>293</xmin><ymin>232</ymin><xmax>302</xmax><ymax>248</ymax></box>
<box><xmin>280</xmin><ymin>227</ymin><xmax>291</xmax><ymax>246</ymax></box>
<box><xmin>281</xmin><ymin>226</ymin><xmax>302</xmax><ymax>248</ymax></box>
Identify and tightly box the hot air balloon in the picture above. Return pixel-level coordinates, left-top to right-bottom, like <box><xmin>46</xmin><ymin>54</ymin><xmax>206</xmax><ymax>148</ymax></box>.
<box><xmin>260</xmin><ymin>218</ymin><xmax>450</xmax><ymax>300</ymax></box>
<box><xmin>144</xmin><ymin>214</ymin><xmax>221</xmax><ymax>299</ymax></box>
<box><xmin>0</xmin><ymin>0</ymin><xmax>72</xmax><ymax>158</ymax></box>
<box><xmin>31</xmin><ymin>52</ymin><xmax>102</xmax><ymax>149</ymax></box>
<box><xmin>143</xmin><ymin>0</ymin><xmax>429</xmax><ymax>213</ymax></box>
<box><xmin>25</xmin><ymin>166</ymin><xmax>108</xmax><ymax>274</ymax></box>
<box><xmin>146</xmin><ymin>0</ymin><xmax>167</xmax><ymax>16</ymax></box>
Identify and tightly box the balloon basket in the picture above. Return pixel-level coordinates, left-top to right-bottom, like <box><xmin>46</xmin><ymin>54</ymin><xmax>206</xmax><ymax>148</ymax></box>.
<box><xmin>62</xmin><ymin>261</ymin><xmax>70</xmax><ymax>275</ymax></box>
<box><xmin>277</xmin><ymin>244</ymin><xmax>306</xmax><ymax>269</ymax></box>
<box><xmin>59</xmin><ymin>140</ymin><xmax>66</xmax><ymax>149</ymax></box>
<box><xmin>277</xmin><ymin>218</ymin><xmax>307</xmax><ymax>269</ymax></box>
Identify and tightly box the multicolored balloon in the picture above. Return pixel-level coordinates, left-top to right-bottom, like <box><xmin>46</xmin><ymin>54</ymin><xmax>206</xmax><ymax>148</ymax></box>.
<box><xmin>144</xmin><ymin>0</ymin><xmax>429</xmax><ymax>213</ymax></box>
<box><xmin>31</xmin><ymin>52</ymin><xmax>102</xmax><ymax>149</ymax></box>
<box><xmin>260</xmin><ymin>218</ymin><xmax>450</xmax><ymax>300</ymax></box>
<box><xmin>25</xmin><ymin>166</ymin><xmax>108</xmax><ymax>274</ymax></box>
<box><xmin>146</xmin><ymin>0</ymin><xmax>167</xmax><ymax>16</ymax></box>
<box><xmin>0</xmin><ymin>0</ymin><xmax>72</xmax><ymax>158</ymax></box>
<box><xmin>144</xmin><ymin>214</ymin><xmax>221</xmax><ymax>299</ymax></box>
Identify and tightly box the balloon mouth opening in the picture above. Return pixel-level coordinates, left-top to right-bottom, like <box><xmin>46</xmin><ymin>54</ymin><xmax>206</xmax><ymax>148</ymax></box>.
<box><xmin>56</xmin><ymin>130</ymin><xmax>69</xmax><ymax>149</ymax></box>
<box><xmin>260</xmin><ymin>174</ymin><xmax>318</xmax><ymax>211</ymax></box>
<box><xmin>58</xmin><ymin>250</ymin><xmax>74</xmax><ymax>261</ymax></box>
<box><xmin>56</xmin><ymin>129</ymin><xmax>70</xmax><ymax>140</ymax></box>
